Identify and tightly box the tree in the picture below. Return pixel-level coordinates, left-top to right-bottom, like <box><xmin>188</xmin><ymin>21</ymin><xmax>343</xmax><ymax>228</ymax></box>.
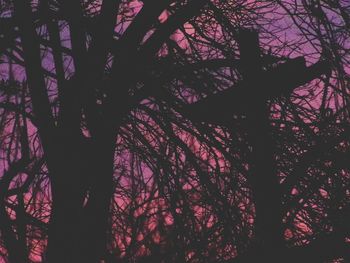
<box><xmin>0</xmin><ymin>0</ymin><xmax>349</xmax><ymax>262</ymax></box>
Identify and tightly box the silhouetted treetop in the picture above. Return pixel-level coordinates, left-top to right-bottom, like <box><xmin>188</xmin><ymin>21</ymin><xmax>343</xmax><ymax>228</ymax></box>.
<box><xmin>0</xmin><ymin>1</ymin><xmax>349</xmax><ymax>262</ymax></box>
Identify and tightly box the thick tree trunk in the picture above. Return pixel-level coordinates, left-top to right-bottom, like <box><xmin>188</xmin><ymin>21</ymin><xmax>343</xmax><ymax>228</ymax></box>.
<box><xmin>46</xmin><ymin>133</ymin><xmax>115</xmax><ymax>263</ymax></box>
<box><xmin>79</xmin><ymin>136</ymin><xmax>115</xmax><ymax>263</ymax></box>
<box><xmin>46</xmin><ymin>136</ymin><xmax>88</xmax><ymax>262</ymax></box>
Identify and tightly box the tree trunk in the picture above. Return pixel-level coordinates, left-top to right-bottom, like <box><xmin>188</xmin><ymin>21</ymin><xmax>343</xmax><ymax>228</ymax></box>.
<box><xmin>46</xmin><ymin>132</ymin><xmax>115</xmax><ymax>263</ymax></box>
<box><xmin>80</xmin><ymin>136</ymin><xmax>115</xmax><ymax>263</ymax></box>
<box><xmin>46</xmin><ymin>136</ymin><xmax>88</xmax><ymax>262</ymax></box>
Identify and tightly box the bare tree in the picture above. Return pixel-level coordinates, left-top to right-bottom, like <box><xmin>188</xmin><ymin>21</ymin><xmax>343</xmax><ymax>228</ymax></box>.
<box><xmin>0</xmin><ymin>0</ymin><xmax>349</xmax><ymax>262</ymax></box>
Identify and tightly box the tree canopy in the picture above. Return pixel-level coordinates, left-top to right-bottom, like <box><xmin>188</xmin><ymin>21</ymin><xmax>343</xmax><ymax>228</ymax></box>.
<box><xmin>0</xmin><ymin>0</ymin><xmax>349</xmax><ymax>262</ymax></box>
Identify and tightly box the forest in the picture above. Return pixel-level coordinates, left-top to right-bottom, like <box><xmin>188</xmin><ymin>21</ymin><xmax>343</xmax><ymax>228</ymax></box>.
<box><xmin>0</xmin><ymin>0</ymin><xmax>349</xmax><ymax>262</ymax></box>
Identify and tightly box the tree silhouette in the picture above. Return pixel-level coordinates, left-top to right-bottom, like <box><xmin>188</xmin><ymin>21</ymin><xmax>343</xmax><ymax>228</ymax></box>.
<box><xmin>0</xmin><ymin>0</ymin><xmax>349</xmax><ymax>262</ymax></box>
